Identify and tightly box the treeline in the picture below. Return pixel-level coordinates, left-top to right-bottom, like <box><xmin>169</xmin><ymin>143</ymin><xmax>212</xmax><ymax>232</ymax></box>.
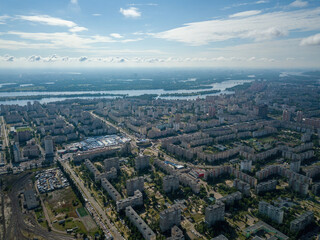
<box><xmin>0</xmin><ymin>92</ymin><xmax>126</xmax><ymax>101</ymax></box>
<box><xmin>57</xmin><ymin>161</ymin><xmax>85</xmax><ymax>205</ymax></box>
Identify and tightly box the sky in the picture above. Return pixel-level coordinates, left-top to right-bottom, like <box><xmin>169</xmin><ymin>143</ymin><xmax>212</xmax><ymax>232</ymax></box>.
<box><xmin>0</xmin><ymin>0</ymin><xmax>320</xmax><ymax>69</ymax></box>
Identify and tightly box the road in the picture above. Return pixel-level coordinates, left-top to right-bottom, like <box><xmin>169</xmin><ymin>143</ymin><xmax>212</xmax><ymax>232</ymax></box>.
<box><xmin>1</xmin><ymin>116</ymin><xmax>12</xmax><ymax>168</ymax></box>
<box><xmin>60</xmin><ymin>159</ymin><xmax>124</xmax><ymax>240</ymax></box>
<box><xmin>90</xmin><ymin>112</ymin><xmax>137</xmax><ymax>143</ymax></box>
<box><xmin>1</xmin><ymin>116</ymin><xmax>9</xmax><ymax>149</ymax></box>
<box><xmin>35</xmin><ymin>182</ymin><xmax>70</xmax><ymax>235</ymax></box>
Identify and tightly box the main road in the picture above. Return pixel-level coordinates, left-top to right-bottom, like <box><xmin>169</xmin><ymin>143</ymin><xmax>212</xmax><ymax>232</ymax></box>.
<box><xmin>59</xmin><ymin>159</ymin><xmax>124</xmax><ymax>240</ymax></box>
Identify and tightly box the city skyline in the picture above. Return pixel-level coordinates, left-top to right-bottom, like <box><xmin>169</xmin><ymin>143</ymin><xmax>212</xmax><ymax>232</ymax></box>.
<box><xmin>0</xmin><ymin>0</ymin><xmax>320</xmax><ymax>69</ymax></box>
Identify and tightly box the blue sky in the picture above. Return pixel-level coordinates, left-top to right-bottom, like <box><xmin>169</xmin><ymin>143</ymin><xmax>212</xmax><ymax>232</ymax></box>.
<box><xmin>0</xmin><ymin>0</ymin><xmax>320</xmax><ymax>68</ymax></box>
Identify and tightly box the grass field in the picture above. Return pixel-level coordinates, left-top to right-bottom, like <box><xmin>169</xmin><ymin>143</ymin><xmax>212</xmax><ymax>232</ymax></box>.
<box><xmin>41</xmin><ymin>186</ymin><xmax>99</xmax><ymax>237</ymax></box>
<box><xmin>76</xmin><ymin>207</ymin><xmax>88</xmax><ymax>217</ymax></box>
<box><xmin>43</xmin><ymin>186</ymin><xmax>79</xmax><ymax>219</ymax></box>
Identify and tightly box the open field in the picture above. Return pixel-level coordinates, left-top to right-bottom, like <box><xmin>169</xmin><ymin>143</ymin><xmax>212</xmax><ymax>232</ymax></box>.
<box><xmin>40</xmin><ymin>186</ymin><xmax>99</xmax><ymax>237</ymax></box>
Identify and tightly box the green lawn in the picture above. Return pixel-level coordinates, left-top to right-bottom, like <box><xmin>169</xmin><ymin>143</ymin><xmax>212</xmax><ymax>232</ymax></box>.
<box><xmin>76</xmin><ymin>207</ymin><xmax>88</xmax><ymax>217</ymax></box>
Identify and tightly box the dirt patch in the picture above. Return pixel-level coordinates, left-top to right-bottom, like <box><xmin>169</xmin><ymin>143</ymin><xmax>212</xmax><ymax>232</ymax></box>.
<box><xmin>81</xmin><ymin>215</ymin><xmax>97</xmax><ymax>231</ymax></box>
<box><xmin>43</xmin><ymin>186</ymin><xmax>79</xmax><ymax>220</ymax></box>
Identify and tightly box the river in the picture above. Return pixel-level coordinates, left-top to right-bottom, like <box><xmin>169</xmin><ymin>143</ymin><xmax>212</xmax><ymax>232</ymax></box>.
<box><xmin>0</xmin><ymin>79</ymin><xmax>252</xmax><ymax>106</ymax></box>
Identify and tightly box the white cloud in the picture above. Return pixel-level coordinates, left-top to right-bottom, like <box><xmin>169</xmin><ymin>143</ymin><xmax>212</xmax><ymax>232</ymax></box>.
<box><xmin>110</xmin><ymin>33</ymin><xmax>123</xmax><ymax>39</ymax></box>
<box><xmin>79</xmin><ymin>56</ymin><xmax>88</xmax><ymax>62</ymax></box>
<box><xmin>128</xmin><ymin>3</ymin><xmax>158</xmax><ymax>6</ymax></box>
<box><xmin>300</xmin><ymin>33</ymin><xmax>320</xmax><ymax>46</ymax></box>
<box><xmin>120</xmin><ymin>7</ymin><xmax>141</xmax><ymax>18</ymax></box>
<box><xmin>229</xmin><ymin>10</ymin><xmax>261</xmax><ymax>18</ymax></box>
<box><xmin>69</xmin><ymin>26</ymin><xmax>88</xmax><ymax>32</ymax></box>
<box><xmin>0</xmin><ymin>15</ymin><xmax>10</xmax><ymax>24</ymax></box>
<box><xmin>0</xmin><ymin>38</ymin><xmax>53</xmax><ymax>50</ymax></box>
<box><xmin>70</xmin><ymin>0</ymin><xmax>78</xmax><ymax>4</ymax></box>
<box><xmin>154</xmin><ymin>7</ymin><xmax>320</xmax><ymax>45</ymax></box>
<box><xmin>92</xmin><ymin>13</ymin><xmax>101</xmax><ymax>16</ymax></box>
<box><xmin>290</xmin><ymin>0</ymin><xmax>308</xmax><ymax>8</ymax></box>
<box><xmin>2</xmin><ymin>31</ymin><xmax>142</xmax><ymax>51</ymax></box>
<box><xmin>18</xmin><ymin>15</ymin><xmax>77</xmax><ymax>28</ymax></box>
<box><xmin>3</xmin><ymin>55</ymin><xmax>14</xmax><ymax>62</ymax></box>
<box><xmin>28</xmin><ymin>55</ymin><xmax>41</xmax><ymax>62</ymax></box>
<box><xmin>256</xmin><ymin>0</ymin><xmax>268</xmax><ymax>3</ymax></box>
<box><xmin>5</xmin><ymin>31</ymin><xmax>114</xmax><ymax>49</ymax></box>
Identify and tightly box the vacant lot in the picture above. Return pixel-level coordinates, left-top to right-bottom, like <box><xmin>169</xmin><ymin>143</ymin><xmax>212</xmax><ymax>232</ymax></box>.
<box><xmin>42</xmin><ymin>186</ymin><xmax>99</xmax><ymax>236</ymax></box>
<box><xmin>43</xmin><ymin>186</ymin><xmax>79</xmax><ymax>220</ymax></box>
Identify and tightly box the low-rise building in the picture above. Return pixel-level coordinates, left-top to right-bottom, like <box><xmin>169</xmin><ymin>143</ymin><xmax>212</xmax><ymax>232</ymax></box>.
<box><xmin>167</xmin><ymin>225</ymin><xmax>184</xmax><ymax>240</ymax></box>
<box><xmin>24</xmin><ymin>190</ymin><xmax>39</xmax><ymax>210</ymax></box>
<box><xmin>211</xmin><ymin>235</ymin><xmax>228</xmax><ymax>240</ymax></box>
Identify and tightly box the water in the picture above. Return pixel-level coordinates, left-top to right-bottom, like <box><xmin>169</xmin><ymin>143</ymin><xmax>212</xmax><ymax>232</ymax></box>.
<box><xmin>0</xmin><ymin>80</ymin><xmax>252</xmax><ymax>105</ymax></box>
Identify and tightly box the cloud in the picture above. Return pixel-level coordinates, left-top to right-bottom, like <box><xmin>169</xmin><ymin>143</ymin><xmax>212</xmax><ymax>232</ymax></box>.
<box><xmin>69</xmin><ymin>26</ymin><xmax>88</xmax><ymax>32</ymax></box>
<box><xmin>5</xmin><ymin>31</ymin><xmax>114</xmax><ymax>49</ymax></box>
<box><xmin>128</xmin><ymin>3</ymin><xmax>158</xmax><ymax>6</ymax></box>
<box><xmin>3</xmin><ymin>55</ymin><xmax>14</xmax><ymax>62</ymax></box>
<box><xmin>290</xmin><ymin>0</ymin><xmax>308</xmax><ymax>8</ymax></box>
<box><xmin>92</xmin><ymin>13</ymin><xmax>101</xmax><ymax>16</ymax></box>
<box><xmin>110</xmin><ymin>33</ymin><xmax>123</xmax><ymax>39</ymax></box>
<box><xmin>1</xmin><ymin>31</ymin><xmax>142</xmax><ymax>51</ymax></box>
<box><xmin>70</xmin><ymin>0</ymin><xmax>78</xmax><ymax>4</ymax></box>
<box><xmin>229</xmin><ymin>10</ymin><xmax>261</xmax><ymax>18</ymax></box>
<box><xmin>300</xmin><ymin>33</ymin><xmax>320</xmax><ymax>46</ymax></box>
<box><xmin>28</xmin><ymin>55</ymin><xmax>41</xmax><ymax>62</ymax></box>
<box><xmin>0</xmin><ymin>15</ymin><xmax>10</xmax><ymax>24</ymax></box>
<box><xmin>43</xmin><ymin>54</ymin><xmax>59</xmax><ymax>62</ymax></box>
<box><xmin>154</xmin><ymin>7</ymin><xmax>320</xmax><ymax>45</ymax></box>
<box><xmin>120</xmin><ymin>7</ymin><xmax>141</xmax><ymax>18</ymax></box>
<box><xmin>18</xmin><ymin>15</ymin><xmax>77</xmax><ymax>28</ymax></box>
<box><xmin>79</xmin><ymin>56</ymin><xmax>88</xmax><ymax>62</ymax></box>
<box><xmin>256</xmin><ymin>0</ymin><xmax>268</xmax><ymax>3</ymax></box>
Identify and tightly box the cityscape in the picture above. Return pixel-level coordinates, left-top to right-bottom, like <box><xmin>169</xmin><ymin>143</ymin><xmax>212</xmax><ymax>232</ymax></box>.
<box><xmin>0</xmin><ymin>0</ymin><xmax>320</xmax><ymax>240</ymax></box>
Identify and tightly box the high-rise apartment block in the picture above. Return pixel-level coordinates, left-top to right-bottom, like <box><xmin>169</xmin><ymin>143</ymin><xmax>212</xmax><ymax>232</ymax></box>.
<box><xmin>135</xmin><ymin>155</ymin><xmax>150</xmax><ymax>171</ymax></box>
<box><xmin>104</xmin><ymin>157</ymin><xmax>119</xmax><ymax>171</ymax></box>
<box><xmin>205</xmin><ymin>202</ymin><xmax>225</xmax><ymax>226</ymax></box>
<box><xmin>159</xmin><ymin>204</ymin><xmax>181</xmax><ymax>232</ymax></box>
<box><xmin>163</xmin><ymin>175</ymin><xmax>179</xmax><ymax>193</ymax></box>
<box><xmin>258</xmin><ymin>201</ymin><xmax>284</xmax><ymax>224</ymax></box>
<box><xmin>290</xmin><ymin>211</ymin><xmax>313</xmax><ymax>232</ymax></box>
<box><xmin>125</xmin><ymin>206</ymin><xmax>156</xmax><ymax>240</ymax></box>
<box><xmin>126</xmin><ymin>176</ymin><xmax>144</xmax><ymax>196</ymax></box>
